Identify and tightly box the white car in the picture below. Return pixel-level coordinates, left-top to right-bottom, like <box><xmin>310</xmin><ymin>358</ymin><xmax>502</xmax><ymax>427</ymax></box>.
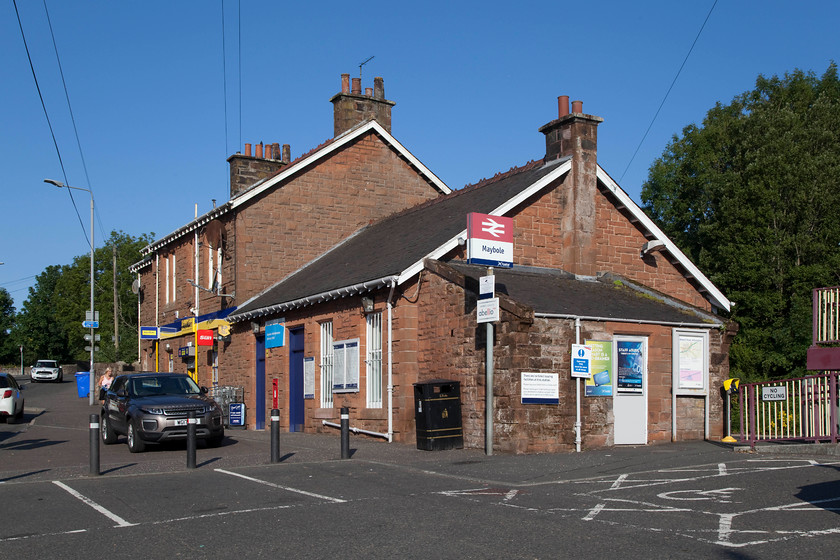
<box><xmin>0</xmin><ymin>373</ymin><xmax>25</xmax><ymax>423</ymax></box>
<box><xmin>31</xmin><ymin>360</ymin><xmax>62</xmax><ymax>383</ymax></box>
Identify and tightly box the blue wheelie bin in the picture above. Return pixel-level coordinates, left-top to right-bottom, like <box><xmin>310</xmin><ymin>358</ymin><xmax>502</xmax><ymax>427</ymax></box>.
<box><xmin>75</xmin><ymin>372</ymin><xmax>90</xmax><ymax>398</ymax></box>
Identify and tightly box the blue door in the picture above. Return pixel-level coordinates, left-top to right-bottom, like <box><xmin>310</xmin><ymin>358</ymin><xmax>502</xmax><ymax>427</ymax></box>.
<box><xmin>289</xmin><ymin>327</ymin><xmax>305</xmax><ymax>432</ymax></box>
<box><xmin>255</xmin><ymin>334</ymin><xmax>266</xmax><ymax>430</ymax></box>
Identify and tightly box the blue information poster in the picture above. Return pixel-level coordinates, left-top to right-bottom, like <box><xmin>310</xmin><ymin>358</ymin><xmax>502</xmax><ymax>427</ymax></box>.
<box><xmin>265</xmin><ymin>319</ymin><xmax>285</xmax><ymax>349</ymax></box>
<box><xmin>616</xmin><ymin>340</ymin><xmax>644</xmax><ymax>393</ymax></box>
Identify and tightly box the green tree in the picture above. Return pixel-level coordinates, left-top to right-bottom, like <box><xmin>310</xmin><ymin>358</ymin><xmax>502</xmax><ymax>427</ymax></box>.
<box><xmin>0</xmin><ymin>287</ymin><xmax>16</xmax><ymax>363</ymax></box>
<box><xmin>12</xmin><ymin>265</ymin><xmax>71</xmax><ymax>365</ymax></box>
<box><xmin>641</xmin><ymin>63</ymin><xmax>840</xmax><ymax>382</ymax></box>
<box><xmin>12</xmin><ymin>231</ymin><xmax>153</xmax><ymax>365</ymax></box>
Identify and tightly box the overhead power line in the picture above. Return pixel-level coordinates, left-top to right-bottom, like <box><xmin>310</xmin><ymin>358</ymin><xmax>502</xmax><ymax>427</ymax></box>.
<box><xmin>619</xmin><ymin>0</ymin><xmax>719</xmax><ymax>185</ymax></box>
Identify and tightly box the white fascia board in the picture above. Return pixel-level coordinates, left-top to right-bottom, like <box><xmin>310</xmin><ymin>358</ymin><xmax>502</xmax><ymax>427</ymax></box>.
<box><xmin>231</xmin><ymin>121</ymin><xmax>450</xmax><ymax>211</ymax></box>
<box><xmin>397</xmin><ymin>159</ymin><xmax>572</xmax><ymax>285</ymax></box>
<box><xmin>596</xmin><ymin>166</ymin><xmax>731</xmax><ymax>312</ymax></box>
<box><xmin>141</xmin><ymin>203</ymin><xmax>232</xmax><ymax>256</ymax></box>
<box><xmin>230</xmin><ymin>275</ymin><xmax>398</xmax><ymax>322</ymax></box>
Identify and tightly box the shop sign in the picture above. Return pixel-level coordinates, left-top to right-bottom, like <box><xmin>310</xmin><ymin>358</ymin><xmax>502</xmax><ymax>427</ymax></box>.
<box><xmin>140</xmin><ymin>326</ymin><xmax>159</xmax><ymax>339</ymax></box>
<box><xmin>197</xmin><ymin>329</ymin><xmax>214</xmax><ymax>346</ymax></box>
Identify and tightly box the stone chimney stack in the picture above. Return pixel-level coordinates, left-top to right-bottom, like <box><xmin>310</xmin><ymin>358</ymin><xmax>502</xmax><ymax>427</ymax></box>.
<box><xmin>227</xmin><ymin>141</ymin><xmax>290</xmax><ymax>198</ymax></box>
<box><xmin>538</xmin><ymin>97</ymin><xmax>604</xmax><ymax>277</ymax></box>
<box><xmin>330</xmin><ymin>73</ymin><xmax>395</xmax><ymax>136</ymax></box>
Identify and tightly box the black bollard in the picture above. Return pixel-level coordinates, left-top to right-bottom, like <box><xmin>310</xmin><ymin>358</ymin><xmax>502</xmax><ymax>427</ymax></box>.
<box><xmin>271</xmin><ymin>408</ymin><xmax>280</xmax><ymax>463</ymax></box>
<box><xmin>340</xmin><ymin>406</ymin><xmax>350</xmax><ymax>459</ymax></box>
<box><xmin>186</xmin><ymin>410</ymin><xmax>197</xmax><ymax>469</ymax></box>
<box><xmin>89</xmin><ymin>414</ymin><xmax>100</xmax><ymax>476</ymax></box>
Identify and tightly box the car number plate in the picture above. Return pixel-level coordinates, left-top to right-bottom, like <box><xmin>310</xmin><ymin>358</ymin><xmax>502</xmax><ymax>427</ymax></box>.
<box><xmin>174</xmin><ymin>418</ymin><xmax>201</xmax><ymax>426</ymax></box>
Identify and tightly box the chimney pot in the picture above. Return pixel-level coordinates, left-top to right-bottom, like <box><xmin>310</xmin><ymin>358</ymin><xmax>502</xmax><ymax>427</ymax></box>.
<box><xmin>365</xmin><ymin>87</ymin><xmax>373</xmax><ymax>96</ymax></box>
<box><xmin>558</xmin><ymin>95</ymin><xmax>570</xmax><ymax>118</ymax></box>
<box><xmin>256</xmin><ymin>143</ymin><xmax>263</xmax><ymax>159</ymax></box>
<box><xmin>341</xmin><ymin>73</ymin><xmax>350</xmax><ymax>94</ymax></box>
<box><xmin>374</xmin><ymin>77</ymin><xmax>384</xmax><ymax>100</ymax></box>
<box><xmin>245</xmin><ymin>143</ymin><xmax>252</xmax><ymax>157</ymax></box>
<box><xmin>351</xmin><ymin>77</ymin><xmax>361</xmax><ymax>94</ymax></box>
<box><xmin>271</xmin><ymin>143</ymin><xmax>280</xmax><ymax>159</ymax></box>
<box><xmin>572</xmin><ymin>100</ymin><xmax>583</xmax><ymax>114</ymax></box>
<box><xmin>282</xmin><ymin>144</ymin><xmax>291</xmax><ymax>163</ymax></box>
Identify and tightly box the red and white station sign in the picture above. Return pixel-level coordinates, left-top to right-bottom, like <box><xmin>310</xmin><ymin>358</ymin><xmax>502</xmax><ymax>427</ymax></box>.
<box><xmin>467</xmin><ymin>212</ymin><xmax>513</xmax><ymax>268</ymax></box>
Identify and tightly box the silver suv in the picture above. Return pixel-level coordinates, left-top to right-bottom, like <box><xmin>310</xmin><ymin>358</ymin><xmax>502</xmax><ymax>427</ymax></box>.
<box><xmin>100</xmin><ymin>372</ymin><xmax>224</xmax><ymax>453</ymax></box>
<box><xmin>30</xmin><ymin>360</ymin><xmax>62</xmax><ymax>383</ymax></box>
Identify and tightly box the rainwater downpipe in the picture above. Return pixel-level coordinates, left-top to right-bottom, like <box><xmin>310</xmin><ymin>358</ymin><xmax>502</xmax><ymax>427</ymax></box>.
<box><xmin>193</xmin><ymin>205</ymin><xmax>199</xmax><ymax>318</ymax></box>
<box><xmin>386</xmin><ymin>279</ymin><xmax>396</xmax><ymax>442</ymax></box>
<box><xmin>155</xmin><ymin>253</ymin><xmax>160</xmax><ymax>372</ymax></box>
<box><xmin>575</xmin><ymin>317</ymin><xmax>582</xmax><ymax>453</ymax></box>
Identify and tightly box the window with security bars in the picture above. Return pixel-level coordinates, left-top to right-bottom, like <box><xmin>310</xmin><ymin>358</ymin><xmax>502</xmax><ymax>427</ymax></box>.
<box><xmin>366</xmin><ymin>312</ymin><xmax>383</xmax><ymax>408</ymax></box>
<box><xmin>320</xmin><ymin>321</ymin><xmax>333</xmax><ymax>408</ymax></box>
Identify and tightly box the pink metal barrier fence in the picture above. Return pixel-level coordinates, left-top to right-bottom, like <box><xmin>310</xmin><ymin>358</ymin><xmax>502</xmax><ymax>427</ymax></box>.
<box><xmin>739</xmin><ymin>372</ymin><xmax>838</xmax><ymax>448</ymax></box>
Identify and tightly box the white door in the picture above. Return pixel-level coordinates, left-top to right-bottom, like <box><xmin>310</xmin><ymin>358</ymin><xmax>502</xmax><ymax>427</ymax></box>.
<box><xmin>613</xmin><ymin>336</ymin><xmax>648</xmax><ymax>445</ymax></box>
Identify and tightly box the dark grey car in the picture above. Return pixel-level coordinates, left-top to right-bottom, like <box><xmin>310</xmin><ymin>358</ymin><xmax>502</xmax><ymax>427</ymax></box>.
<box><xmin>101</xmin><ymin>372</ymin><xmax>224</xmax><ymax>453</ymax></box>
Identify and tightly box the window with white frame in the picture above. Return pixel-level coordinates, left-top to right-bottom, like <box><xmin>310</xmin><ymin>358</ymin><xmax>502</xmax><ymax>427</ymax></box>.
<box><xmin>366</xmin><ymin>312</ymin><xmax>383</xmax><ymax>408</ymax></box>
<box><xmin>215</xmin><ymin>247</ymin><xmax>222</xmax><ymax>292</ymax></box>
<box><xmin>207</xmin><ymin>245</ymin><xmax>222</xmax><ymax>291</ymax></box>
<box><xmin>207</xmin><ymin>245</ymin><xmax>214</xmax><ymax>289</ymax></box>
<box><xmin>165</xmin><ymin>256</ymin><xmax>170</xmax><ymax>303</ymax></box>
<box><xmin>332</xmin><ymin>339</ymin><xmax>360</xmax><ymax>393</ymax></box>
<box><xmin>320</xmin><ymin>321</ymin><xmax>334</xmax><ymax>408</ymax></box>
<box><xmin>171</xmin><ymin>254</ymin><xmax>176</xmax><ymax>302</ymax></box>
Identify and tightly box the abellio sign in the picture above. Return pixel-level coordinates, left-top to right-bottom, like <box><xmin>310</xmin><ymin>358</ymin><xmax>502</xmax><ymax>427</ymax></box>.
<box><xmin>466</xmin><ymin>212</ymin><xmax>513</xmax><ymax>268</ymax></box>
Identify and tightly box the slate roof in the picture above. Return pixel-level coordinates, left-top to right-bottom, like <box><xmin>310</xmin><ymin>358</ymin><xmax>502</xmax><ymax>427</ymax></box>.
<box><xmin>230</xmin><ymin>157</ymin><xmax>568</xmax><ymax>320</ymax></box>
<box><xmin>448</xmin><ymin>263</ymin><xmax>722</xmax><ymax>326</ymax></box>
<box><xmin>229</xmin><ymin>153</ymin><xmax>726</xmax><ymax>326</ymax></box>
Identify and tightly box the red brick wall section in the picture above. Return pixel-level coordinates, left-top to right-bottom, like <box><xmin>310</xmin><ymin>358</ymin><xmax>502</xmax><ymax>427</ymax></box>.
<box><xmin>412</xmin><ymin>262</ymin><xmax>733</xmax><ymax>453</ymax></box>
<box><xmin>509</xmin><ymin>177</ymin><xmax>712</xmax><ymax>311</ymax></box>
<box><xmin>234</xmin><ymin>133</ymin><xmax>441</xmax><ymax>303</ymax></box>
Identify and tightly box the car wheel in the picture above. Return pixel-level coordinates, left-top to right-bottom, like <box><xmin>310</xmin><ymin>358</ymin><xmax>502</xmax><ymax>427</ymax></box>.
<box><xmin>101</xmin><ymin>412</ymin><xmax>117</xmax><ymax>444</ymax></box>
<box><xmin>30</xmin><ymin>378</ymin><xmax>37</xmax><ymax>383</ymax></box>
<box><xmin>14</xmin><ymin>400</ymin><xmax>24</xmax><ymax>423</ymax></box>
<box><xmin>127</xmin><ymin>419</ymin><xmax>145</xmax><ymax>453</ymax></box>
<box><xmin>206</xmin><ymin>433</ymin><xmax>224</xmax><ymax>448</ymax></box>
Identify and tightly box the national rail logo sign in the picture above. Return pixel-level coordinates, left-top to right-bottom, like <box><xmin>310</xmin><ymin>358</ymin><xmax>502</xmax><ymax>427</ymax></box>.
<box><xmin>466</xmin><ymin>212</ymin><xmax>513</xmax><ymax>268</ymax></box>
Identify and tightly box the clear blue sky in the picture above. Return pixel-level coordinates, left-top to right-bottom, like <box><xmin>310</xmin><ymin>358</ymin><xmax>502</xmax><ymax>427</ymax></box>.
<box><xmin>2</xmin><ymin>1</ymin><xmax>837</xmax><ymax>311</ymax></box>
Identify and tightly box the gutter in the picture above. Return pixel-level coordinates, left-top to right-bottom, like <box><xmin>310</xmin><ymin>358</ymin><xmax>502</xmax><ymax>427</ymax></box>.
<box><xmin>534</xmin><ymin>312</ymin><xmax>722</xmax><ymax>329</ymax></box>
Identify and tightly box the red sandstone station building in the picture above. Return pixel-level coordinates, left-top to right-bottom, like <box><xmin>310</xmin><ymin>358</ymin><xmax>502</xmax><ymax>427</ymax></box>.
<box><xmin>130</xmin><ymin>74</ymin><xmax>736</xmax><ymax>454</ymax></box>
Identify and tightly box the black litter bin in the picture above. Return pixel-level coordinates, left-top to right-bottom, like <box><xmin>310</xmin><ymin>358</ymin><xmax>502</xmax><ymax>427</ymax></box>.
<box><xmin>414</xmin><ymin>379</ymin><xmax>464</xmax><ymax>451</ymax></box>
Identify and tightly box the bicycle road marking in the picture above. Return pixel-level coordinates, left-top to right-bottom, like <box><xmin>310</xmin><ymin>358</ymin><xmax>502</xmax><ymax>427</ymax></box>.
<box><xmin>52</xmin><ymin>480</ymin><xmax>136</xmax><ymax>527</ymax></box>
<box><xmin>438</xmin><ymin>458</ymin><xmax>840</xmax><ymax>549</ymax></box>
<box><xmin>214</xmin><ymin>468</ymin><xmax>347</xmax><ymax>503</ymax></box>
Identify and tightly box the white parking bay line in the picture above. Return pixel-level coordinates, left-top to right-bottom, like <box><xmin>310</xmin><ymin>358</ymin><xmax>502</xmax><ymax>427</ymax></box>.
<box><xmin>215</xmin><ymin>469</ymin><xmax>347</xmax><ymax>503</ymax></box>
<box><xmin>52</xmin><ymin>481</ymin><xmax>136</xmax><ymax>527</ymax></box>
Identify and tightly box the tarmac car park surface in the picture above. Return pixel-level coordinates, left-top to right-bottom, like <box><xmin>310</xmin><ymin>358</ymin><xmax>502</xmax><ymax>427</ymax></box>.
<box><xmin>2</xmin><ymin>375</ymin><xmax>840</xmax><ymax>559</ymax></box>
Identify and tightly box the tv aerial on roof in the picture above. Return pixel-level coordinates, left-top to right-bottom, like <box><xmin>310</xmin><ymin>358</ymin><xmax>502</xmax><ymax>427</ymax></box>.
<box><xmin>359</xmin><ymin>56</ymin><xmax>374</xmax><ymax>79</ymax></box>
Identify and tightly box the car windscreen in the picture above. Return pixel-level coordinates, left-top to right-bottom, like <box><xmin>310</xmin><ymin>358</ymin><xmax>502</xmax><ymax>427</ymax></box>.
<box><xmin>128</xmin><ymin>376</ymin><xmax>201</xmax><ymax>397</ymax></box>
<box><xmin>35</xmin><ymin>361</ymin><xmax>57</xmax><ymax>368</ymax></box>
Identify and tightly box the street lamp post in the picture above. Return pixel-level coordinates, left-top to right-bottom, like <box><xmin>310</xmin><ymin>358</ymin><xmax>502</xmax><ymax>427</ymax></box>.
<box><xmin>45</xmin><ymin>179</ymin><xmax>95</xmax><ymax>406</ymax></box>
